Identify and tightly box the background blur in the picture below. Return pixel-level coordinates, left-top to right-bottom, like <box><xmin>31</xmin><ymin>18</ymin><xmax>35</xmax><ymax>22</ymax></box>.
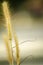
<box><xmin>0</xmin><ymin>0</ymin><xmax>43</xmax><ymax>65</ymax></box>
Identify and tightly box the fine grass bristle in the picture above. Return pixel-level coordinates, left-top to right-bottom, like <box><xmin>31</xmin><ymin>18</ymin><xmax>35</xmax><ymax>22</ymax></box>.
<box><xmin>14</xmin><ymin>34</ymin><xmax>20</xmax><ymax>65</ymax></box>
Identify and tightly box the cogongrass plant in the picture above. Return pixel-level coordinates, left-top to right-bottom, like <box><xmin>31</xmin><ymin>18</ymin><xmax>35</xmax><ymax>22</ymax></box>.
<box><xmin>2</xmin><ymin>1</ymin><xmax>20</xmax><ymax>65</ymax></box>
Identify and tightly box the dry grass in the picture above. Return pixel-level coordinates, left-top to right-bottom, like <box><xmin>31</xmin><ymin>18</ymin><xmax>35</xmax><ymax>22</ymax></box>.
<box><xmin>2</xmin><ymin>1</ymin><xmax>12</xmax><ymax>40</ymax></box>
<box><xmin>3</xmin><ymin>35</ymin><xmax>13</xmax><ymax>65</ymax></box>
<box><xmin>2</xmin><ymin>1</ymin><xmax>20</xmax><ymax>65</ymax></box>
<box><xmin>2</xmin><ymin>1</ymin><xmax>14</xmax><ymax>65</ymax></box>
<box><xmin>14</xmin><ymin>33</ymin><xmax>20</xmax><ymax>65</ymax></box>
